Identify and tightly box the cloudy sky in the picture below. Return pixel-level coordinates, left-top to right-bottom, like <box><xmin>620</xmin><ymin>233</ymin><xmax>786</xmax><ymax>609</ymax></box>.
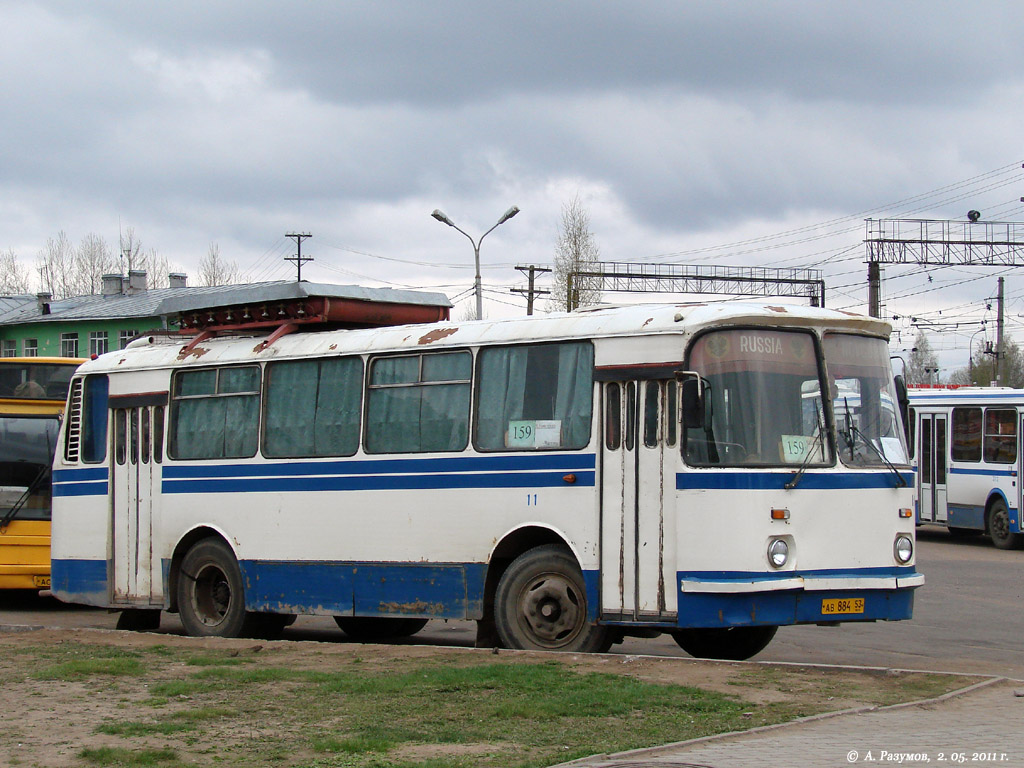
<box><xmin>3</xmin><ymin>1</ymin><xmax>1024</xmax><ymax>375</ymax></box>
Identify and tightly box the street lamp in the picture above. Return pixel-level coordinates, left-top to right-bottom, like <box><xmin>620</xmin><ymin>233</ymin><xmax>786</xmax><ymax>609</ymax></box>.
<box><xmin>431</xmin><ymin>206</ymin><xmax>520</xmax><ymax>320</ymax></box>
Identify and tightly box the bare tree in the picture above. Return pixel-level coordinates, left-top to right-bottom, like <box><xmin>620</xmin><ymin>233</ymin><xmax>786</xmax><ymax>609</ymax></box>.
<box><xmin>118</xmin><ymin>227</ymin><xmax>147</xmax><ymax>275</ymax></box>
<box><xmin>36</xmin><ymin>231</ymin><xmax>76</xmax><ymax>298</ymax></box>
<box><xmin>550</xmin><ymin>195</ymin><xmax>601</xmax><ymax>311</ymax></box>
<box><xmin>905</xmin><ymin>332</ymin><xmax>939</xmax><ymax>386</ymax></box>
<box><xmin>198</xmin><ymin>242</ymin><xmax>240</xmax><ymax>287</ymax></box>
<box><xmin>74</xmin><ymin>233</ymin><xmax>117</xmax><ymax>295</ymax></box>
<box><xmin>0</xmin><ymin>249</ymin><xmax>31</xmax><ymax>294</ymax></box>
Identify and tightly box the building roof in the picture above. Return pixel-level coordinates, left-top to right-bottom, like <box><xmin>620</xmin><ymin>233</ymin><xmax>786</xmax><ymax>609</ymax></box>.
<box><xmin>0</xmin><ymin>281</ymin><xmax>452</xmax><ymax>327</ymax></box>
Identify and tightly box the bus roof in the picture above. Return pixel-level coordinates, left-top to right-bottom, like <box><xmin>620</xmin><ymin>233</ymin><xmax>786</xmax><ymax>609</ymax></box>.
<box><xmin>908</xmin><ymin>387</ymin><xmax>1024</xmax><ymax>406</ymax></box>
<box><xmin>72</xmin><ymin>301</ymin><xmax>892</xmax><ymax>376</ymax></box>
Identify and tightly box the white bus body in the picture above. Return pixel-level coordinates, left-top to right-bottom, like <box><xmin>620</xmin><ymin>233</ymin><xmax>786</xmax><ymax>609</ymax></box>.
<box><xmin>51</xmin><ymin>302</ymin><xmax>921</xmax><ymax>658</ymax></box>
<box><xmin>909</xmin><ymin>387</ymin><xmax>1024</xmax><ymax>549</ymax></box>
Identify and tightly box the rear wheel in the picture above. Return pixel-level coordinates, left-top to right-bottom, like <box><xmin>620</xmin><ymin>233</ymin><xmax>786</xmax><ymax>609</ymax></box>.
<box><xmin>988</xmin><ymin>499</ymin><xmax>1024</xmax><ymax>550</ymax></box>
<box><xmin>494</xmin><ymin>545</ymin><xmax>611</xmax><ymax>653</ymax></box>
<box><xmin>671</xmin><ymin>626</ymin><xmax>778</xmax><ymax>660</ymax></box>
<box><xmin>177</xmin><ymin>539</ymin><xmax>257</xmax><ymax>638</ymax></box>
<box><xmin>333</xmin><ymin>617</ymin><xmax>428</xmax><ymax>640</ymax></box>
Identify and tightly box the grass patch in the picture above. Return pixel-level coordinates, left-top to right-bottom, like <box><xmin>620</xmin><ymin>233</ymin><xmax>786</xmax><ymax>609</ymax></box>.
<box><xmin>79</xmin><ymin>746</ymin><xmax>178</xmax><ymax>766</ymax></box>
<box><xmin>0</xmin><ymin>634</ymin><xmax>971</xmax><ymax>768</ymax></box>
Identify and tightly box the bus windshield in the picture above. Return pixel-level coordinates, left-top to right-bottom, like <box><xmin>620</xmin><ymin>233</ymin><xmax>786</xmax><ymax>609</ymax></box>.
<box><xmin>685</xmin><ymin>329</ymin><xmax>831</xmax><ymax>467</ymax></box>
<box><xmin>0</xmin><ymin>363</ymin><xmax>76</xmax><ymax>401</ymax></box>
<box><xmin>0</xmin><ymin>415</ymin><xmax>60</xmax><ymax>522</ymax></box>
<box><xmin>824</xmin><ymin>334</ymin><xmax>909</xmax><ymax>468</ymax></box>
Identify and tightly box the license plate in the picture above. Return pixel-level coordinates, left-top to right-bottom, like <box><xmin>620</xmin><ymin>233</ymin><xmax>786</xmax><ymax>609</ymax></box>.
<box><xmin>821</xmin><ymin>597</ymin><xmax>864</xmax><ymax>615</ymax></box>
<box><xmin>33</xmin><ymin>576</ymin><xmax>50</xmax><ymax>588</ymax></box>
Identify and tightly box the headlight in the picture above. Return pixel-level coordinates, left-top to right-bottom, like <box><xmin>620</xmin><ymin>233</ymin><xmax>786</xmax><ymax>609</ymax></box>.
<box><xmin>894</xmin><ymin>535</ymin><xmax>913</xmax><ymax>564</ymax></box>
<box><xmin>768</xmin><ymin>538</ymin><xmax>789</xmax><ymax>568</ymax></box>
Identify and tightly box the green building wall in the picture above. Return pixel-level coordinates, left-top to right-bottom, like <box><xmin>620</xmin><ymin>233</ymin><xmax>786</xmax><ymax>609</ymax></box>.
<box><xmin>0</xmin><ymin>316</ymin><xmax>166</xmax><ymax>358</ymax></box>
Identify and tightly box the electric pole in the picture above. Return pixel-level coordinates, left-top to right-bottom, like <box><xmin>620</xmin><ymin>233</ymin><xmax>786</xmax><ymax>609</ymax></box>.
<box><xmin>996</xmin><ymin>276</ymin><xmax>1005</xmax><ymax>385</ymax></box>
<box><xmin>511</xmin><ymin>265</ymin><xmax>551</xmax><ymax>315</ymax></box>
<box><xmin>285</xmin><ymin>232</ymin><xmax>313</xmax><ymax>282</ymax></box>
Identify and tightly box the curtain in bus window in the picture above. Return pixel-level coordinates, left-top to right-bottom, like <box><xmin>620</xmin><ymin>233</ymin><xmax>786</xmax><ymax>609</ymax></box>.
<box><xmin>365</xmin><ymin>352</ymin><xmax>470</xmax><ymax>454</ymax></box>
<box><xmin>476</xmin><ymin>342</ymin><xmax>593</xmax><ymax>451</ymax></box>
<box><xmin>264</xmin><ymin>358</ymin><xmax>362</xmax><ymax>457</ymax></box>
<box><xmin>173</xmin><ymin>393</ymin><xmax>258</xmax><ymax>459</ymax></box>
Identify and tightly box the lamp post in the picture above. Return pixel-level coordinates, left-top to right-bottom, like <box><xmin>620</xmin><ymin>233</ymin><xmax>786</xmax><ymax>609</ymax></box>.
<box><xmin>431</xmin><ymin>206</ymin><xmax>520</xmax><ymax>320</ymax></box>
<box><xmin>968</xmin><ymin>326</ymin><xmax>987</xmax><ymax>385</ymax></box>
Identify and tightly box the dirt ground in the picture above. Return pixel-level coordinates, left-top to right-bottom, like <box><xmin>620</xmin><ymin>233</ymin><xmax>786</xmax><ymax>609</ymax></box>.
<box><xmin>0</xmin><ymin>627</ymin><xmax>974</xmax><ymax>768</ymax></box>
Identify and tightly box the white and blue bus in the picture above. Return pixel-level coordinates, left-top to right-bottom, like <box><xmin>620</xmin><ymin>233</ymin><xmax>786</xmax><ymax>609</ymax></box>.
<box><xmin>50</xmin><ymin>301</ymin><xmax>921</xmax><ymax>659</ymax></box>
<box><xmin>909</xmin><ymin>387</ymin><xmax>1024</xmax><ymax>549</ymax></box>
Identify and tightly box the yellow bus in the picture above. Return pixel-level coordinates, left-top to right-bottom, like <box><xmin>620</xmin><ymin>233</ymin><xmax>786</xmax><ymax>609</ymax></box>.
<box><xmin>0</xmin><ymin>357</ymin><xmax>84</xmax><ymax>589</ymax></box>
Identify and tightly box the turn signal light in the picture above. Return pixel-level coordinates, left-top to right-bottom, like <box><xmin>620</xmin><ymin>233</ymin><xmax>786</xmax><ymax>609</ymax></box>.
<box><xmin>771</xmin><ymin>508</ymin><xmax>790</xmax><ymax>520</ymax></box>
<box><xmin>898</xmin><ymin>508</ymin><xmax>913</xmax><ymax>519</ymax></box>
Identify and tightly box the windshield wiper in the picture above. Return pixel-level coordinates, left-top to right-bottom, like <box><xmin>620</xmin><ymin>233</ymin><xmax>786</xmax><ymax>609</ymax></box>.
<box><xmin>840</xmin><ymin>397</ymin><xmax>906</xmax><ymax>488</ymax></box>
<box><xmin>786</xmin><ymin>402</ymin><xmax>826</xmax><ymax>490</ymax></box>
<box><xmin>0</xmin><ymin>464</ymin><xmax>48</xmax><ymax>530</ymax></box>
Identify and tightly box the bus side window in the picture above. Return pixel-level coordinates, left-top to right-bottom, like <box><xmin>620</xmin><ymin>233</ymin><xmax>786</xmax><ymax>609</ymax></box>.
<box><xmin>366</xmin><ymin>351</ymin><xmax>471</xmax><ymax>454</ymax></box>
<box><xmin>140</xmin><ymin>408</ymin><xmax>151</xmax><ymax>465</ymax></box>
<box><xmin>984</xmin><ymin>408</ymin><xmax>1016</xmax><ymax>464</ymax></box>
<box><xmin>264</xmin><ymin>357</ymin><xmax>363</xmax><ymax>458</ymax></box>
<box><xmin>625</xmin><ymin>382</ymin><xmax>636</xmax><ymax>452</ymax></box>
<box><xmin>605</xmin><ymin>383</ymin><xmax>621</xmax><ymax>450</ymax></box>
<box><xmin>951</xmin><ymin>407</ymin><xmax>982</xmax><ymax>462</ymax></box>
<box><xmin>81</xmin><ymin>375</ymin><xmax>109</xmax><ymax>464</ymax></box>
<box><xmin>475</xmin><ymin>342</ymin><xmax>593</xmax><ymax>451</ymax></box>
<box><xmin>169</xmin><ymin>366</ymin><xmax>260</xmax><ymax>460</ymax></box>
<box><xmin>908</xmin><ymin>407</ymin><xmax>916</xmax><ymax>460</ymax></box>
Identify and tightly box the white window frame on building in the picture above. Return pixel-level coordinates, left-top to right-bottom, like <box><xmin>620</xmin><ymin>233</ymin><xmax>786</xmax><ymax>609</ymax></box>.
<box><xmin>61</xmin><ymin>332</ymin><xmax>80</xmax><ymax>358</ymax></box>
<box><xmin>1</xmin><ymin>340</ymin><xmax>16</xmax><ymax>357</ymax></box>
<box><xmin>22</xmin><ymin>339</ymin><xmax>37</xmax><ymax>357</ymax></box>
<box><xmin>119</xmin><ymin>329</ymin><xmax>140</xmax><ymax>349</ymax></box>
<box><xmin>89</xmin><ymin>331</ymin><xmax>109</xmax><ymax>357</ymax></box>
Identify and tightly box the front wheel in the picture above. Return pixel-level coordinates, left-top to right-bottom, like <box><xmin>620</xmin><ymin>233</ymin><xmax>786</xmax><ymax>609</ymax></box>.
<box><xmin>177</xmin><ymin>538</ymin><xmax>256</xmax><ymax>638</ymax></box>
<box><xmin>988</xmin><ymin>500</ymin><xmax>1024</xmax><ymax>550</ymax></box>
<box><xmin>334</xmin><ymin>617</ymin><xmax>428</xmax><ymax>640</ymax></box>
<box><xmin>494</xmin><ymin>545</ymin><xmax>611</xmax><ymax>653</ymax></box>
<box><xmin>671</xmin><ymin>626</ymin><xmax>778</xmax><ymax>660</ymax></box>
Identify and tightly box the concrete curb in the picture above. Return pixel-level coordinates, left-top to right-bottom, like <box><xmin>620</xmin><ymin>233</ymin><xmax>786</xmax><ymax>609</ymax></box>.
<box><xmin>549</xmin><ymin>676</ymin><xmax>1009</xmax><ymax>768</ymax></box>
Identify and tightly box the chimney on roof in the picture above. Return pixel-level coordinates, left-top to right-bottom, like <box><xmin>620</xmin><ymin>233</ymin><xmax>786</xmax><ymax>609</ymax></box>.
<box><xmin>168</xmin><ymin>273</ymin><xmax>188</xmax><ymax>289</ymax></box>
<box><xmin>127</xmin><ymin>270</ymin><xmax>147</xmax><ymax>295</ymax></box>
<box><xmin>36</xmin><ymin>292</ymin><xmax>51</xmax><ymax>315</ymax></box>
<box><xmin>102</xmin><ymin>274</ymin><xmax>124</xmax><ymax>296</ymax></box>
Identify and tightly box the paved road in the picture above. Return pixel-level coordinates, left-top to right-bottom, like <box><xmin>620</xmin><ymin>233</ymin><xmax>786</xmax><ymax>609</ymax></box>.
<box><xmin>2</xmin><ymin>529</ymin><xmax>1021</xmax><ymax>678</ymax></box>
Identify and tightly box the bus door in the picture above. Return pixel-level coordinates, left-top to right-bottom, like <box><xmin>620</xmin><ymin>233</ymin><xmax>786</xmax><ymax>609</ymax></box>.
<box><xmin>109</xmin><ymin>398</ymin><xmax>164</xmax><ymax>605</ymax></box>
<box><xmin>918</xmin><ymin>413</ymin><xmax>948</xmax><ymax>524</ymax></box>
<box><xmin>600</xmin><ymin>379</ymin><xmax>677</xmax><ymax>621</ymax></box>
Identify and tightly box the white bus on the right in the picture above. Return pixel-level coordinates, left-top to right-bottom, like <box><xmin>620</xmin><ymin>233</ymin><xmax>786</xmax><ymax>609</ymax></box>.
<box><xmin>909</xmin><ymin>387</ymin><xmax>1024</xmax><ymax>549</ymax></box>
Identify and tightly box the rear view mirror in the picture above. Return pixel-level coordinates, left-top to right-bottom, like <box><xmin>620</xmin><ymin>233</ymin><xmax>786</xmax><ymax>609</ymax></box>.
<box><xmin>678</xmin><ymin>373</ymin><xmax>707</xmax><ymax>429</ymax></box>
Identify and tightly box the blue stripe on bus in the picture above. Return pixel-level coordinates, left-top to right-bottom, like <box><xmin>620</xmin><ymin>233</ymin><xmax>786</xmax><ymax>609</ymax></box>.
<box><xmin>162</xmin><ymin>453</ymin><xmax>596</xmax><ymax>480</ymax></box>
<box><xmin>53</xmin><ymin>481</ymin><xmax>108</xmax><ymax>497</ymax></box>
<box><xmin>164</xmin><ymin>470</ymin><xmax>595</xmax><ymax>494</ymax></box>
<box><xmin>949</xmin><ymin>466</ymin><xmax>1016</xmax><ymax>477</ymax></box>
<box><xmin>50</xmin><ymin>559</ymin><xmax>108</xmax><ymax>606</ymax></box>
<box><xmin>676</xmin><ymin>471</ymin><xmax>914</xmax><ymax>491</ymax></box>
<box><xmin>53</xmin><ymin>467</ymin><xmax>108</xmax><ymax>482</ymax></box>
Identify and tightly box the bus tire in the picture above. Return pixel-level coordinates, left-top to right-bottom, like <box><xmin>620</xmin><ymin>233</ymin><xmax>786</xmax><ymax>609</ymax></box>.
<box><xmin>671</xmin><ymin>626</ymin><xmax>778</xmax><ymax>660</ymax></box>
<box><xmin>494</xmin><ymin>545</ymin><xmax>611</xmax><ymax>653</ymax></box>
<box><xmin>177</xmin><ymin>538</ymin><xmax>256</xmax><ymax>638</ymax></box>
<box><xmin>987</xmin><ymin>499</ymin><xmax>1024</xmax><ymax>550</ymax></box>
<box><xmin>334</xmin><ymin>617</ymin><xmax>429</xmax><ymax>640</ymax></box>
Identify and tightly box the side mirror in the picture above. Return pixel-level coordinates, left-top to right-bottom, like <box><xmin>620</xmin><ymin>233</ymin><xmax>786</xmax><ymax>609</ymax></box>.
<box><xmin>894</xmin><ymin>373</ymin><xmax>910</xmax><ymax>439</ymax></box>
<box><xmin>677</xmin><ymin>371</ymin><xmax>708</xmax><ymax>429</ymax></box>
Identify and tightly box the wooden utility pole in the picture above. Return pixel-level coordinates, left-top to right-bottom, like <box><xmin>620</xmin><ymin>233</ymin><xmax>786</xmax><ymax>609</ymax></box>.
<box><xmin>285</xmin><ymin>232</ymin><xmax>313</xmax><ymax>282</ymax></box>
<box><xmin>510</xmin><ymin>265</ymin><xmax>551</xmax><ymax>315</ymax></box>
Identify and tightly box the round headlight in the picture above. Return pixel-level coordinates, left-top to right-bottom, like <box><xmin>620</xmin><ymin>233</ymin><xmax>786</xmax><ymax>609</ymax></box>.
<box><xmin>894</xmin><ymin>534</ymin><xmax>913</xmax><ymax>564</ymax></box>
<box><xmin>768</xmin><ymin>538</ymin><xmax>789</xmax><ymax>568</ymax></box>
